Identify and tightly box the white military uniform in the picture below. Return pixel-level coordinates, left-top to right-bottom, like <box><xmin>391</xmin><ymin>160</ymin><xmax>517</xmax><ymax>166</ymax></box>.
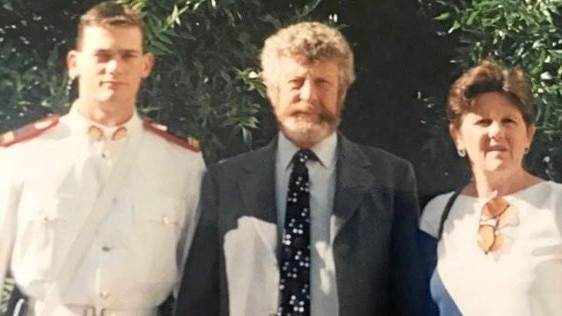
<box><xmin>0</xmin><ymin>106</ymin><xmax>205</xmax><ymax>316</ymax></box>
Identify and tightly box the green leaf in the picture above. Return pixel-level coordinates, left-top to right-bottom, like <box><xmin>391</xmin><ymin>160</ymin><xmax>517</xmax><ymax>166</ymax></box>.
<box><xmin>448</xmin><ymin>20</ymin><xmax>461</xmax><ymax>33</ymax></box>
<box><xmin>433</xmin><ymin>12</ymin><xmax>451</xmax><ymax>21</ymax></box>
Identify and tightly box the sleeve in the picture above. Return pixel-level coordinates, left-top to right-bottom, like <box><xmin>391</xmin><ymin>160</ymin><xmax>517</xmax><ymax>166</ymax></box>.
<box><xmin>419</xmin><ymin>194</ymin><xmax>452</xmax><ymax>238</ymax></box>
<box><xmin>389</xmin><ymin>161</ymin><xmax>428</xmax><ymax>316</ymax></box>
<box><xmin>174</xmin><ymin>152</ymin><xmax>206</xmax><ymax>296</ymax></box>
<box><xmin>174</xmin><ymin>165</ymin><xmax>220</xmax><ymax>316</ymax></box>
<box><xmin>417</xmin><ymin>193</ymin><xmax>454</xmax><ymax>316</ymax></box>
<box><xmin>0</xmin><ymin>149</ymin><xmax>21</xmax><ymax>299</ymax></box>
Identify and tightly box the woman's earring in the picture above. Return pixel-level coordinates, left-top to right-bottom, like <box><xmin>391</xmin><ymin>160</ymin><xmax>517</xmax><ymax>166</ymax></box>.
<box><xmin>524</xmin><ymin>147</ymin><xmax>529</xmax><ymax>155</ymax></box>
<box><xmin>457</xmin><ymin>147</ymin><xmax>466</xmax><ymax>157</ymax></box>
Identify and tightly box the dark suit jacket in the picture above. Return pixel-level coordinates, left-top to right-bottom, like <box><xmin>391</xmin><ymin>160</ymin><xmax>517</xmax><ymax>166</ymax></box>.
<box><xmin>175</xmin><ymin>133</ymin><xmax>426</xmax><ymax>316</ymax></box>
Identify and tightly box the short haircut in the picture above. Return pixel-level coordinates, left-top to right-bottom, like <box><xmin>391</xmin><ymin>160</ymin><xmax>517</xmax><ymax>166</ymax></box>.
<box><xmin>447</xmin><ymin>59</ymin><xmax>535</xmax><ymax>127</ymax></box>
<box><xmin>260</xmin><ymin>21</ymin><xmax>355</xmax><ymax>91</ymax></box>
<box><xmin>75</xmin><ymin>1</ymin><xmax>145</xmax><ymax>50</ymax></box>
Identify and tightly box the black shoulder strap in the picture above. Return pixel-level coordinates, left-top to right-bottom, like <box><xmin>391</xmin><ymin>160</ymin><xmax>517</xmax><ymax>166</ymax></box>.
<box><xmin>437</xmin><ymin>187</ymin><xmax>464</xmax><ymax>241</ymax></box>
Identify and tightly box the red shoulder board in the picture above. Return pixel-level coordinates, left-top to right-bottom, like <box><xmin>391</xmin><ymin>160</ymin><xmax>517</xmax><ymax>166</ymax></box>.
<box><xmin>0</xmin><ymin>115</ymin><xmax>60</xmax><ymax>147</ymax></box>
<box><xmin>143</xmin><ymin>118</ymin><xmax>200</xmax><ymax>152</ymax></box>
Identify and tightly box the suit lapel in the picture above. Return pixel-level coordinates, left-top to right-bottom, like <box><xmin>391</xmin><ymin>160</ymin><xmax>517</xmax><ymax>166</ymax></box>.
<box><xmin>235</xmin><ymin>134</ymin><xmax>374</xmax><ymax>252</ymax></box>
<box><xmin>238</xmin><ymin>139</ymin><xmax>279</xmax><ymax>255</ymax></box>
<box><xmin>332</xmin><ymin>134</ymin><xmax>374</xmax><ymax>241</ymax></box>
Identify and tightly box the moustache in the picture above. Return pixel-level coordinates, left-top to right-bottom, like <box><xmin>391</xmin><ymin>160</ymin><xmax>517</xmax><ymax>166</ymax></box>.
<box><xmin>290</xmin><ymin>106</ymin><xmax>339</xmax><ymax>124</ymax></box>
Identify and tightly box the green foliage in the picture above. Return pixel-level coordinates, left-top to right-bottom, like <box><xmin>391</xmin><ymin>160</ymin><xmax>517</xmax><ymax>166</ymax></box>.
<box><xmin>417</xmin><ymin>0</ymin><xmax>562</xmax><ymax>195</ymax></box>
<box><xmin>0</xmin><ymin>45</ymin><xmax>72</xmax><ymax>124</ymax></box>
<box><xmin>1</xmin><ymin>278</ymin><xmax>13</xmax><ymax>314</ymax></box>
<box><xmin>0</xmin><ymin>1</ymin><xmax>77</xmax><ymax>130</ymax></box>
<box><xmin>118</xmin><ymin>0</ymin><xmax>265</xmax><ymax>162</ymax></box>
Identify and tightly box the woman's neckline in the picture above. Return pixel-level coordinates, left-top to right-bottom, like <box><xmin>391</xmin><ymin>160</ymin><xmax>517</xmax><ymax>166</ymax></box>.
<box><xmin>459</xmin><ymin>179</ymin><xmax>548</xmax><ymax>199</ymax></box>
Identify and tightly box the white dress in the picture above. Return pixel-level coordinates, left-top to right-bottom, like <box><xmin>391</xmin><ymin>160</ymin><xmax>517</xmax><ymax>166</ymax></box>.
<box><xmin>420</xmin><ymin>181</ymin><xmax>562</xmax><ymax>316</ymax></box>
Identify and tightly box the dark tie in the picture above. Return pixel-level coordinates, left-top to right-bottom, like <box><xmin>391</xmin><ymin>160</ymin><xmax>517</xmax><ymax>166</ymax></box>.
<box><xmin>278</xmin><ymin>149</ymin><xmax>316</xmax><ymax>316</ymax></box>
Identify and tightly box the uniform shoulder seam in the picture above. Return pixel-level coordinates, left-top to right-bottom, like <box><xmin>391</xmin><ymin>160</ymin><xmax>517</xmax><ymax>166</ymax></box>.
<box><xmin>142</xmin><ymin>118</ymin><xmax>200</xmax><ymax>152</ymax></box>
<box><xmin>0</xmin><ymin>115</ymin><xmax>60</xmax><ymax>147</ymax></box>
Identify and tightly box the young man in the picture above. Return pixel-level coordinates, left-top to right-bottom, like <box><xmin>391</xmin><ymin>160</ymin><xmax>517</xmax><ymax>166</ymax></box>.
<box><xmin>175</xmin><ymin>21</ymin><xmax>426</xmax><ymax>316</ymax></box>
<box><xmin>0</xmin><ymin>2</ymin><xmax>205</xmax><ymax>315</ymax></box>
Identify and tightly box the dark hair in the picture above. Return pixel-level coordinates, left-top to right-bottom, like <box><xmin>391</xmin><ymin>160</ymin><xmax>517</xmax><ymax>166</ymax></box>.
<box><xmin>447</xmin><ymin>59</ymin><xmax>535</xmax><ymax>127</ymax></box>
<box><xmin>76</xmin><ymin>1</ymin><xmax>144</xmax><ymax>50</ymax></box>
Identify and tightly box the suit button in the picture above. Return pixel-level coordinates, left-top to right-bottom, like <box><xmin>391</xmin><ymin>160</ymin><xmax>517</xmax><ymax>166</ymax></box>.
<box><xmin>101</xmin><ymin>245</ymin><xmax>112</xmax><ymax>252</ymax></box>
<box><xmin>99</xmin><ymin>291</ymin><xmax>109</xmax><ymax>299</ymax></box>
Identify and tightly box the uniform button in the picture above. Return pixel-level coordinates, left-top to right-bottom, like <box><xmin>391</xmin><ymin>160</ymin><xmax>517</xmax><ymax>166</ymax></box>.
<box><xmin>162</xmin><ymin>215</ymin><xmax>171</xmax><ymax>224</ymax></box>
<box><xmin>99</xmin><ymin>291</ymin><xmax>109</xmax><ymax>299</ymax></box>
<box><xmin>101</xmin><ymin>245</ymin><xmax>112</xmax><ymax>252</ymax></box>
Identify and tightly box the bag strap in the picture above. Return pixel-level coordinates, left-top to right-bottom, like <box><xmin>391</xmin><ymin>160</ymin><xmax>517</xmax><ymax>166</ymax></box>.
<box><xmin>437</xmin><ymin>187</ymin><xmax>464</xmax><ymax>241</ymax></box>
<box><xmin>40</xmin><ymin>127</ymin><xmax>146</xmax><ymax>316</ymax></box>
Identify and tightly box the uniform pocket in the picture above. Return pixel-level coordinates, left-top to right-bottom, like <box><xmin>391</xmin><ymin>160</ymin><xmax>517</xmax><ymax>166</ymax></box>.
<box><xmin>16</xmin><ymin>195</ymin><xmax>75</xmax><ymax>279</ymax></box>
<box><xmin>133</xmin><ymin>196</ymin><xmax>186</xmax><ymax>284</ymax></box>
<box><xmin>134</xmin><ymin>196</ymin><xmax>184</xmax><ymax>234</ymax></box>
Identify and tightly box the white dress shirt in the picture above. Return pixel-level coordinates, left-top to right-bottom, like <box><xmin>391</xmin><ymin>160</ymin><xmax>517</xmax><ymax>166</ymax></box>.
<box><xmin>275</xmin><ymin>132</ymin><xmax>339</xmax><ymax>316</ymax></box>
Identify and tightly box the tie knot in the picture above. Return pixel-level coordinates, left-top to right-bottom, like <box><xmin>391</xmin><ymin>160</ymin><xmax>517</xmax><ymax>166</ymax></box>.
<box><xmin>291</xmin><ymin>149</ymin><xmax>316</xmax><ymax>175</ymax></box>
<box><xmin>294</xmin><ymin>149</ymin><xmax>316</xmax><ymax>164</ymax></box>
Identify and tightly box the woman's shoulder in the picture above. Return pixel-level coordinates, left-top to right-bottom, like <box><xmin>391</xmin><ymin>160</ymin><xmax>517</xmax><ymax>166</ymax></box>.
<box><xmin>544</xmin><ymin>180</ymin><xmax>562</xmax><ymax>191</ymax></box>
<box><xmin>539</xmin><ymin>181</ymin><xmax>562</xmax><ymax>208</ymax></box>
<box><xmin>515</xmin><ymin>180</ymin><xmax>562</xmax><ymax>202</ymax></box>
<box><xmin>420</xmin><ymin>191</ymin><xmax>459</xmax><ymax>238</ymax></box>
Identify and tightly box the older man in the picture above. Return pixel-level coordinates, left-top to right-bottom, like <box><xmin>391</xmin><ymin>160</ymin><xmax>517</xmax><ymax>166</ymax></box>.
<box><xmin>175</xmin><ymin>21</ymin><xmax>425</xmax><ymax>316</ymax></box>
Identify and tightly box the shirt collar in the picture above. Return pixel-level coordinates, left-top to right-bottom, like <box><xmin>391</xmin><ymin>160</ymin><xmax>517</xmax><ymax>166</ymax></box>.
<box><xmin>277</xmin><ymin>131</ymin><xmax>338</xmax><ymax>170</ymax></box>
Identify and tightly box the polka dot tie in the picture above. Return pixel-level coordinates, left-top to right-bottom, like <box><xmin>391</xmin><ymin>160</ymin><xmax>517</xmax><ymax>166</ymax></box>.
<box><xmin>278</xmin><ymin>149</ymin><xmax>316</xmax><ymax>316</ymax></box>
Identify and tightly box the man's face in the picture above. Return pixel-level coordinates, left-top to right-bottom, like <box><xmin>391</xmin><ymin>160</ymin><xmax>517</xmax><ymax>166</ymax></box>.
<box><xmin>268</xmin><ymin>56</ymin><xmax>343</xmax><ymax>148</ymax></box>
<box><xmin>67</xmin><ymin>25</ymin><xmax>153</xmax><ymax>111</ymax></box>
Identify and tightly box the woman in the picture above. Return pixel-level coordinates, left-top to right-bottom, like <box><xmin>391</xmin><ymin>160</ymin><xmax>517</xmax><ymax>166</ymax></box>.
<box><xmin>419</xmin><ymin>59</ymin><xmax>562</xmax><ymax>316</ymax></box>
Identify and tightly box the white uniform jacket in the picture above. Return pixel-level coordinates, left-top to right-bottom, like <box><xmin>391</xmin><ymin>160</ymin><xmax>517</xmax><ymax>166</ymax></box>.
<box><xmin>0</xmin><ymin>109</ymin><xmax>205</xmax><ymax>311</ymax></box>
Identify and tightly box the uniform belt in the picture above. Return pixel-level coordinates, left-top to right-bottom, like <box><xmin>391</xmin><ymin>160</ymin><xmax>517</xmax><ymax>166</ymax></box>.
<box><xmin>28</xmin><ymin>299</ymin><xmax>157</xmax><ymax>316</ymax></box>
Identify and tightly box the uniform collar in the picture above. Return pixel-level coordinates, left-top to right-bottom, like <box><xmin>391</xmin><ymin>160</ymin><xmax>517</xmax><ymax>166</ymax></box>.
<box><xmin>66</xmin><ymin>101</ymin><xmax>142</xmax><ymax>138</ymax></box>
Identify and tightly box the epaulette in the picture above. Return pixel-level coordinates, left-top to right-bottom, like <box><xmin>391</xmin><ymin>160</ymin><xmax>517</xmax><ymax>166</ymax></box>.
<box><xmin>142</xmin><ymin>118</ymin><xmax>200</xmax><ymax>152</ymax></box>
<box><xmin>0</xmin><ymin>115</ymin><xmax>60</xmax><ymax>147</ymax></box>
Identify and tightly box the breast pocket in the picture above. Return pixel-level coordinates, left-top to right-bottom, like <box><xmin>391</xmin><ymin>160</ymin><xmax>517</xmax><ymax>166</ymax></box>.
<box><xmin>133</xmin><ymin>196</ymin><xmax>186</xmax><ymax>283</ymax></box>
<box><xmin>16</xmin><ymin>195</ymin><xmax>75</xmax><ymax>279</ymax></box>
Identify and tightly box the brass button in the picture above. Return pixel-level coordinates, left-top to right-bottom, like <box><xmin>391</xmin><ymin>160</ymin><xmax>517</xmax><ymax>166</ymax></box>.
<box><xmin>162</xmin><ymin>215</ymin><xmax>171</xmax><ymax>224</ymax></box>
